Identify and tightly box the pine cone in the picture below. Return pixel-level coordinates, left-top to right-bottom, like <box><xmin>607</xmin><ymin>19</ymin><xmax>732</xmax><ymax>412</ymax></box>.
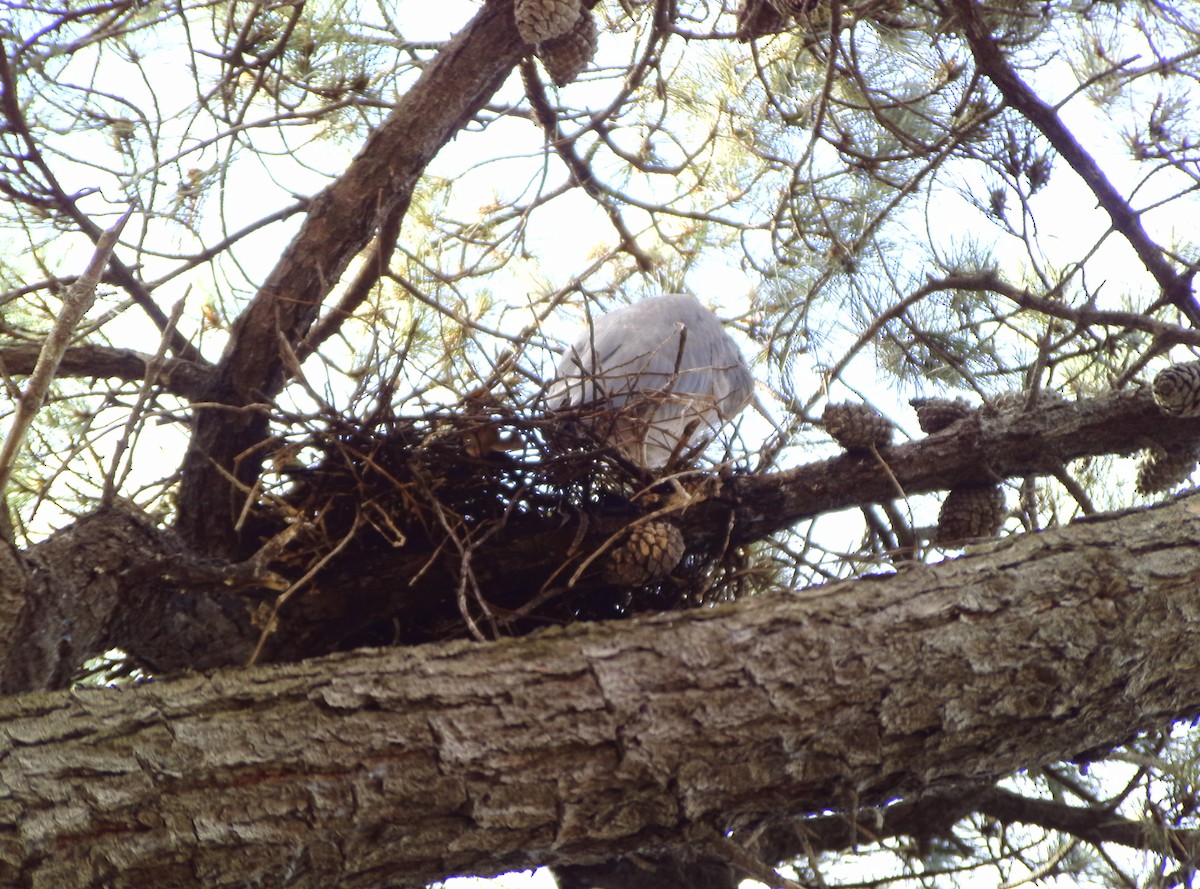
<box><xmin>983</xmin><ymin>389</ymin><xmax>1067</xmax><ymax>416</ymax></box>
<box><xmin>537</xmin><ymin>8</ymin><xmax>598</xmax><ymax>87</ymax></box>
<box><xmin>736</xmin><ymin>0</ymin><xmax>788</xmax><ymax>40</ymax></box>
<box><xmin>910</xmin><ymin>397</ymin><xmax>973</xmax><ymax>433</ymax></box>
<box><xmin>936</xmin><ymin>485</ymin><xmax>1006</xmax><ymax>544</ymax></box>
<box><xmin>1136</xmin><ymin>444</ymin><xmax>1200</xmax><ymax>495</ymax></box>
<box><xmin>514</xmin><ymin>0</ymin><xmax>581</xmax><ymax>45</ymax></box>
<box><xmin>983</xmin><ymin>390</ymin><xmax>1028</xmax><ymax>415</ymax></box>
<box><xmin>767</xmin><ymin>0</ymin><xmax>819</xmax><ymax>14</ymax></box>
<box><xmin>823</xmin><ymin>402</ymin><xmax>894</xmax><ymax>452</ymax></box>
<box><xmin>1153</xmin><ymin>361</ymin><xmax>1200</xmax><ymax>418</ymax></box>
<box><xmin>606</xmin><ymin>520</ymin><xmax>686</xmax><ymax>587</ymax></box>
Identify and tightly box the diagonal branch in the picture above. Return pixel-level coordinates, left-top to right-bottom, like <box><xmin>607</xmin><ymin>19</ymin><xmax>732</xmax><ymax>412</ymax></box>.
<box><xmin>175</xmin><ymin>0</ymin><xmax>531</xmax><ymax>552</ymax></box>
<box><xmin>0</xmin><ymin>209</ymin><xmax>132</xmax><ymax>496</ymax></box>
<box><xmin>946</xmin><ymin>0</ymin><xmax>1200</xmax><ymax>326</ymax></box>
<box><xmin>977</xmin><ymin>786</ymin><xmax>1200</xmax><ymax>861</ymax></box>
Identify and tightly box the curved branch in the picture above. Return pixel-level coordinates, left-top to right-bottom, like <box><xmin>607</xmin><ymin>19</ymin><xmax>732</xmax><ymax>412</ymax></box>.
<box><xmin>175</xmin><ymin>0</ymin><xmax>530</xmax><ymax>553</ymax></box>
<box><xmin>927</xmin><ymin>271</ymin><xmax>1200</xmax><ymax>349</ymax></box>
<box><xmin>978</xmin><ymin>787</ymin><xmax>1200</xmax><ymax>861</ymax></box>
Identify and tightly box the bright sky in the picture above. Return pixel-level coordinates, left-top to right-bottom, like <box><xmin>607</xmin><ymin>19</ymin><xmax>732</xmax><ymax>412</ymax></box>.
<box><xmin>6</xmin><ymin>2</ymin><xmax>1196</xmax><ymax>883</ymax></box>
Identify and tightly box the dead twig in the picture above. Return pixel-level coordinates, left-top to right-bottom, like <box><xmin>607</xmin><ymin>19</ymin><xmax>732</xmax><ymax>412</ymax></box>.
<box><xmin>102</xmin><ymin>292</ymin><xmax>189</xmax><ymax>507</ymax></box>
<box><xmin>0</xmin><ymin>207</ymin><xmax>133</xmax><ymax>497</ymax></box>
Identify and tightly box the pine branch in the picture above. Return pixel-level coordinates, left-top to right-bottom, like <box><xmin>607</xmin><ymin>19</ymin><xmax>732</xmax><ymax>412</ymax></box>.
<box><xmin>946</xmin><ymin>0</ymin><xmax>1200</xmax><ymax>326</ymax></box>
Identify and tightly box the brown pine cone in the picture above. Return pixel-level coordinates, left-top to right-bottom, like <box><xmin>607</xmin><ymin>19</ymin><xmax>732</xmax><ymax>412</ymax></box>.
<box><xmin>606</xmin><ymin>520</ymin><xmax>686</xmax><ymax>587</ymax></box>
<box><xmin>982</xmin><ymin>389</ymin><xmax>1067</xmax><ymax>416</ymax></box>
<box><xmin>1136</xmin><ymin>444</ymin><xmax>1200</xmax><ymax>495</ymax></box>
<box><xmin>515</xmin><ymin>0</ymin><xmax>581</xmax><ymax>45</ymax></box>
<box><xmin>910</xmin><ymin>397</ymin><xmax>973</xmax><ymax>433</ymax></box>
<box><xmin>936</xmin><ymin>485</ymin><xmax>1006</xmax><ymax>544</ymax></box>
<box><xmin>537</xmin><ymin>8</ymin><xmax>598</xmax><ymax>86</ymax></box>
<box><xmin>735</xmin><ymin>0</ymin><xmax>788</xmax><ymax>40</ymax></box>
<box><xmin>1152</xmin><ymin>360</ymin><xmax>1200</xmax><ymax>418</ymax></box>
<box><xmin>823</xmin><ymin>402</ymin><xmax>894</xmax><ymax>452</ymax></box>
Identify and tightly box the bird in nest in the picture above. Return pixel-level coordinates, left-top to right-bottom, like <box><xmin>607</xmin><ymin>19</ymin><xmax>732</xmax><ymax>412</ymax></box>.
<box><xmin>546</xmin><ymin>293</ymin><xmax>755</xmax><ymax>471</ymax></box>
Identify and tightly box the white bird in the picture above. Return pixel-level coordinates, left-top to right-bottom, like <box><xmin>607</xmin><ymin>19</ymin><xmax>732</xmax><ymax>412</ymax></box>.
<box><xmin>547</xmin><ymin>293</ymin><xmax>755</xmax><ymax>470</ymax></box>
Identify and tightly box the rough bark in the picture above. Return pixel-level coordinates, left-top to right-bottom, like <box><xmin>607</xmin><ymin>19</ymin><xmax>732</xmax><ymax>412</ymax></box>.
<box><xmin>3</xmin><ymin>493</ymin><xmax>1200</xmax><ymax>888</ymax></box>
<box><xmin>0</xmin><ymin>510</ymin><xmax>280</xmax><ymax>695</ymax></box>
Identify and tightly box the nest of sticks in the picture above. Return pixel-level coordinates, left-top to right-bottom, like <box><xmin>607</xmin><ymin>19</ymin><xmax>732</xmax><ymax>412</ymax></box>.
<box><xmin>243</xmin><ymin>393</ymin><xmax>758</xmax><ymax>660</ymax></box>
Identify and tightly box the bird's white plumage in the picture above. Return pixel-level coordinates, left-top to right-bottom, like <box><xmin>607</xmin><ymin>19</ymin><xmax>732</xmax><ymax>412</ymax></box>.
<box><xmin>547</xmin><ymin>294</ymin><xmax>754</xmax><ymax>469</ymax></box>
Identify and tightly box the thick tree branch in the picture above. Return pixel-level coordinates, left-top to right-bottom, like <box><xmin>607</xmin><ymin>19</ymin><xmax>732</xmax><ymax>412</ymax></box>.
<box><xmin>175</xmin><ymin>0</ymin><xmax>529</xmax><ymax>553</ymax></box>
<box><xmin>0</xmin><ymin>343</ymin><xmax>215</xmax><ymax>402</ymax></box>
<box><xmin>3</xmin><ymin>494</ymin><xmax>1200</xmax><ymax>887</ymax></box>
<box><xmin>977</xmin><ymin>786</ymin><xmax>1200</xmax><ymax>861</ymax></box>
<box><xmin>720</xmin><ymin>386</ymin><xmax>1198</xmax><ymax>543</ymax></box>
<box><xmin>946</xmin><ymin>0</ymin><xmax>1200</xmax><ymax>325</ymax></box>
<box><xmin>0</xmin><ymin>508</ymin><xmax>285</xmax><ymax>694</ymax></box>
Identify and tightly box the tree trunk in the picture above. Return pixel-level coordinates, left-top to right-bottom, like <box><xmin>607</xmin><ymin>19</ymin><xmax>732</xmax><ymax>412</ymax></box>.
<box><xmin>3</xmin><ymin>493</ymin><xmax>1200</xmax><ymax>887</ymax></box>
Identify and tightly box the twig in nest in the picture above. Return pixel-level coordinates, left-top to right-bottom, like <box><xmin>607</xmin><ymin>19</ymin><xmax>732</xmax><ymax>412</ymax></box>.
<box><xmin>428</xmin><ymin>496</ymin><xmax>493</xmax><ymax>642</ymax></box>
<box><xmin>247</xmin><ymin>513</ymin><xmax>362</xmax><ymax>666</ymax></box>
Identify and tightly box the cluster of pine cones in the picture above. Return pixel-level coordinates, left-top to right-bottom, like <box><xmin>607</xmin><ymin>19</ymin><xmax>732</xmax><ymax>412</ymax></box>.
<box><xmin>513</xmin><ymin>0</ymin><xmax>827</xmax><ymax>85</ymax></box>
<box><xmin>514</xmin><ymin>0</ymin><xmax>600</xmax><ymax>85</ymax></box>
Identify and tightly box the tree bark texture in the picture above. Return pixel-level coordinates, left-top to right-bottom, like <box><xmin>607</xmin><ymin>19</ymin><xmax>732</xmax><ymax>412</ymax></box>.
<box><xmin>3</xmin><ymin>493</ymin><xmax>1200</xmax><ymax>888</ymax></box>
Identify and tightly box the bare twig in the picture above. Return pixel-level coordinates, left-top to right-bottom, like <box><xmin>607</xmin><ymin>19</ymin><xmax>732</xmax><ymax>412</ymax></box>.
<box><xmin>520</xmin><ymin>58</ymin><xmax>655</xmax><ymax>273</ymax></box>
<box><xmin>0</xmin><ymin>207</ymin><xmax>133</xmax><ymax>497</ymax></box>
<box><xmin>947</xmin><ymin>0</ymin><xmax>1200</xmax><ymax>326</ymax></box>
<box><xmin>101</xmin><ymin>293</ymin><xmax>189</xmax><ymax>507</ymax></box>
<box><xmin>247</xmin><ymin>513</ymin><xmax>361</xmax><ymax>667</ymax></box>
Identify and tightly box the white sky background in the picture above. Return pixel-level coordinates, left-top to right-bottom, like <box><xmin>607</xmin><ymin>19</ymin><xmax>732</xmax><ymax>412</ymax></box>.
<box><xmin>5</xmin><ymin>1</ymin><xmax>1199</xmax><ymax>884</ymax></box>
